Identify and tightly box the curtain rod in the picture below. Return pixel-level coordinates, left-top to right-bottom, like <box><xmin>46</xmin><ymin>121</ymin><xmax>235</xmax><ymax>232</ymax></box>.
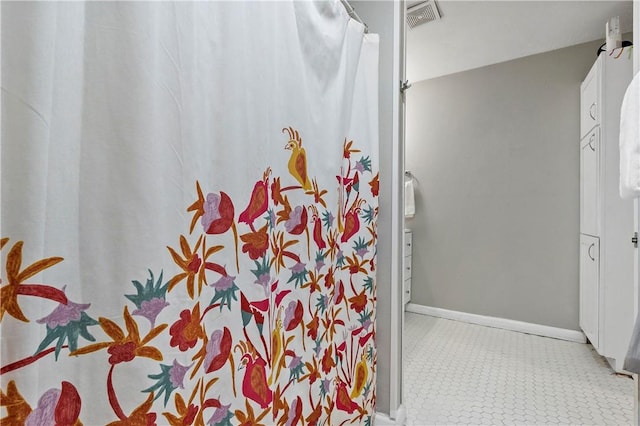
<box><xmin>340</xmin><ymin>0</ymin><xmax>369</xmax><ymax>33</ymax></box>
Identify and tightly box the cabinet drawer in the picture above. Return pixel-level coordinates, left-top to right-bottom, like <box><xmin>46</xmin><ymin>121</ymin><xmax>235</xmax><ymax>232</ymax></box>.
<box><xmin>404</xmin><ymin>278</ymin><xmax>411</xmax><ymax>305</ymax></box>
<box><xmin>581</xmin><ymin>61</ymin><xmax>600</xmax><ymax>138</ymax></box>
<box><xmin>404</xmin><ymin>231</ymin><xmax>412</xmax><ymax>255</ymax></box>
<box><xmin>580</xmin><ymin>128</ymin><xmax>600</xmax><ymax>236</ymax></box>
<box><xmin>404</xmin><ymin>255</ymin><xmax>412</xmax><ymax>279</ymax></box>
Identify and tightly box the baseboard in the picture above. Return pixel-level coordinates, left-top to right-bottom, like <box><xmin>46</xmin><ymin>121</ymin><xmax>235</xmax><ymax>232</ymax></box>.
<box><xmin>405</xmin><ymin>303</ymin><xmax>586</xmax><ymax>344</ymax></box>
<box><xmin>375</xmin><ymin>404</ymin><xmax>406</xmax><ymax>425</ymax></box>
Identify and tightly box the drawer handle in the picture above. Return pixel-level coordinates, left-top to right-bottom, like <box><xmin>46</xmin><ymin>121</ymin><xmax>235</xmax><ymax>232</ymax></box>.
<box><xmin>589</xmin><ymin>103</ymin><xmax>597</xmax><ymax>120</ymax></box>
<box><xmin>588</xmin><ymin>134</ymin><xmax>595</xmax><ymax>151</ymax></box>
<box><xmin>588</xmin><ymin>243</ymin><xmax>595</xmax><ymax>261</ymax></box>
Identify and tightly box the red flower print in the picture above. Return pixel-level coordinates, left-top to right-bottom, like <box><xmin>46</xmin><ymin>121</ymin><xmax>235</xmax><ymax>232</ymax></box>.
<box><xmin>240</xmin><ymin>224</ymin><xmax>269</xmax><ymax>260</ymax></box>
<box><xmin>107</xmin><ymin>341</ymin><xmax>137</xmax><ymax>365</ymax></box>
<box><xmin>284</xmin><ymin>205</ymin><xmax>307</xmax><ymax>235</ymax></box>
<box><xmin>334</xmin><ymin>280</ymin><xmax>345</xmax><ymax>304</ymax></box>
<box><xmin>186</xmin><ymin>182</ymin><xmax>234</xmax><ymax>236</ymax></box>
<box><xmin>169</xmin><ymin>304</ymin><xmax>204</xmax><ymax>352</ymax></box>
<box><xmin>204</xmin><ymin>327</ymin><xmax>232</xmax><ymax>373</ymax></box>
<box><xmin>22</xmin><ymin>381</ymin><xmax>82</xmax><ymax>426</ymax></box>
<box><xmin>307</xmin><ymin>315</ymin><xmax>319</xmax><ymax>340</ymax></box>
<box><xmin>202</xmin><ymin>191</ymin><xmax>235</xmax><ymax>235</ymax></box>
<box><xmin>284</xmin><ymin>300</ymin><xmax>303</xmax><ymax>331</ymax></box>
<box><xmin>324</xmin><ymin>267</ymin><xmax>335</xmax><ymax>289</ymax></box>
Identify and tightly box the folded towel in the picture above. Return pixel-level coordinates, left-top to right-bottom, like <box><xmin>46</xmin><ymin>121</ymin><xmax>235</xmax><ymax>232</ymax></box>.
<box><xmin>619</xmin><ymin>71</ymin><xmax>640</xmax><ymax>199</ymax></box>
<box><xmin>405</xmin><ymin>178</ymin><xmax>415</xmax><ymax>218</ymax></box>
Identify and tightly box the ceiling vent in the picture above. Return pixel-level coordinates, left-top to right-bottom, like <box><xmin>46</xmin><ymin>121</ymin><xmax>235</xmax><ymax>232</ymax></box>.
<box><xmin>407</xmin><ymin>0</ymin><xmax>441</xmax><ymax>29</ymax></box>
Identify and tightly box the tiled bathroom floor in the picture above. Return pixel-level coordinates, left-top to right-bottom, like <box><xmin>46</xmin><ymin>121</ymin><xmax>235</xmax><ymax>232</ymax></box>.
<box><xmin>403</xmin><ymin>312</ymin><xmax>634</xmax><ymax>425</ymax></box>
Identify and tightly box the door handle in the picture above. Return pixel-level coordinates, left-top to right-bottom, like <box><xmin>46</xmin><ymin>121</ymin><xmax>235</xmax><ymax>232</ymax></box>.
<box><xmin>589</xmin><ymin>103</ymin><xmax>597</xmax><ymax>120</ymax></box>
<box><xmin>588</xmin><ymin>134</ymin><xmax>596</xmax><ymax>151</ymax></box>
<box><xmin>588</xmin><ymin>243</ymin><xmax>595</xmax><ymax>261</ymax></box>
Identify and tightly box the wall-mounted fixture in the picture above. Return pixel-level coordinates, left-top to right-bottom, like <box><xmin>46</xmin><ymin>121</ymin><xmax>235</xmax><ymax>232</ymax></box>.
<box><xmin>606</xmin><ymin>16</ymin><xmax>622</xmax><ymax>51</ymax></box>
<box><xmin>407</xmin><ymin>0</ymin><xmax>441</xmax><ymax>29</ymax></box>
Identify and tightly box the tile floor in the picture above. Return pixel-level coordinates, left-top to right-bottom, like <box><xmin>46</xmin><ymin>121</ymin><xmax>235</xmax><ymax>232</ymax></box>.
<box><xmin>403</xmin><ymin>312</ymin><xmax>634</xmax><ymax>425</ymax></box>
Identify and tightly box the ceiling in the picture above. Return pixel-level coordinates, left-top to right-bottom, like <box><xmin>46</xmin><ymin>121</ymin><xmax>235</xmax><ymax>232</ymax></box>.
<box><xmin>406</xmin><ymin>0</ymin><xmax>633</xmax><ymax>83</ymax></box>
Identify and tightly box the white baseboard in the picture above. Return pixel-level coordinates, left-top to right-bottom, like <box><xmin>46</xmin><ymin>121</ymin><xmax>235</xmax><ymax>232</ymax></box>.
<box><xmin>375</xmin><ymin>404</ymin><xmax>406</xmax><ymax>425</ymax></box>
<box><xmin>405</xmin><ymin>303</ymin><xmax>586</xmax><ymax>344</ymax></box>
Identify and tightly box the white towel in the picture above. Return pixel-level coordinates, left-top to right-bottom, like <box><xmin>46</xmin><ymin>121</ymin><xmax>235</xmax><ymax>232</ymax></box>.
<box><xmin>405</xmin><ymin>178</ymin><xmax>415</xmax><ymax>218</ymax></box>
<box><xmin>619</xmin><ymin>71</ymin><xmax>640</xmax><ymax>199</ymax></box>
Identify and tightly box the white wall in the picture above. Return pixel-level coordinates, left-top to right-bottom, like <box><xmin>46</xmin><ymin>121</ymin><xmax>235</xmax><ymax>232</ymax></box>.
<box><xmin>351</xmin><ymin>0</ymin><xmax>405</xmax><ymax>419</ymax></box>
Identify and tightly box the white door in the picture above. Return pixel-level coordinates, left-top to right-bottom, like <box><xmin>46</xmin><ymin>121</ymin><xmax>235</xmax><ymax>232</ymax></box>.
<box><xmin>580</xmin><ymin>128</ymin><xmax>600</xmax><ymax>237</ymax></box>
<box><xmin>580</xmin><ymin>234</ymin><xmax>600</xmax><ymax>349</ymax></box>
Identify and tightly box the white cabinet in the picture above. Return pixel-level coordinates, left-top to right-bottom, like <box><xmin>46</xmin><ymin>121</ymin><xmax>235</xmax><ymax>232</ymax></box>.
<box><xmin>580</xmin><ymin>61</ymin><xmax>600</xmax><ymax>139</ymax></box>
<box><xmin>580</xmin><ymin>128</ymin><xmax>600</xmax><ymax>237</ymax></box>
<box><xmin>404</xmin><ymin>230</ymin><xmax>412</xmax><ymax>305</ymax></box>
<box><xmin>579</xmin><ymin>52</ymin><xmax>633</xmax><ymax>372</ymax></box>
<box><xmin>579</xmin><ymin>235</ymin><xmax>599</xmax><ymax>349</ymax></box>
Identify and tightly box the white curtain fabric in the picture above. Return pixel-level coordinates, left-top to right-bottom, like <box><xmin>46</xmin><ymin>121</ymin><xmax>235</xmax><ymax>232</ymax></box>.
<box><xmin>1</xmin><ymin>2</ymin><xmax>379</xmax><ymax>424</ymax></box>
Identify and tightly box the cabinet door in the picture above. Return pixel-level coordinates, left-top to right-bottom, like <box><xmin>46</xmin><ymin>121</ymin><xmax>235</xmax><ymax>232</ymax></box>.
<box><xmin>580</xmin><ymin>60</ymin><xmax>600</xmax><ymax>139</ymax></box>
<box><xmin>579</xmin><ymin>234</ymin><xmax>599</xmax><ymax>350</ymax></box>
<box><xmin>580</xmin><ymin>128</ymin><xmax>600</xmax><ymax>236</ymax></box>
<box><xmin>404</xmin><ymin>278</ymin><xmax>411</xmax><ymax>305</ymax></box>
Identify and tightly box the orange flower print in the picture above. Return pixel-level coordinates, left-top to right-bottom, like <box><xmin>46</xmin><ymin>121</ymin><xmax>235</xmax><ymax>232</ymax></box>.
<box><xmin>270</xmin><ymin>177</ymin><xmax>287</xmax><ymax>207</ymax></box>
<box><xmin>163</xmin><ymin>393</ymin><xmax>198</xmax><ymax>426</ymax></box>
<box><xmin>1</xmin><ymin>240</ymin><xmax>67</xmax><ymax>323</ymax></box>
<box><xmin>71</xmin><ymin>306</ymin><xmax>166</xmax><ymax>365</ymax></box>
<box><xmin>369</xmin><ymin>173</ymin><xmax>379</xmax><ymax>197</ymax></box>
<box><xmin>106</xmin><ymin>392</ymin><xmax>157</xmax><ymax>426</ymax></box>
<box><xmin>1</xmin><ymin>380</ymin><xmax>32</xmax><ymax>425</ymax></box>
<box><xmin>321</xmin><ymin>346</ymin><xmax>335</xmax><ymax>374</ymax></box>
<box><xmin>167</xmin><ymin>235</ymin><xmax>223</xmax><ymax>299</ymax></box>
<box><xmin>343</xmin><ymin>139</ymin><xmax>361</xmax><ymax>159</ymax></box>
<box><xmin>305</xmin><ymin>178</ymin><xmax>328</xmax><ymax>208</ymax></box>
<box><xmin>348</xmin><ymin>290</ymin><xmax>367</xmax><ymax>313</ymax></box>
<box><xmin>240</xmin><ymin>224</ymin><xmax>269</xmax><ymax>260</ymax></box>
<box><xmin>167</xmin><ymin>235</ymin><xmax>204</xmax><ymax>299</ymax></box>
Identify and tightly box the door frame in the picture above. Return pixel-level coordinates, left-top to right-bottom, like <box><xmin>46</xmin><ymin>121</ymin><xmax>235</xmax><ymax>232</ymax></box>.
<box><xmin>633</xmin><ymin>2</ymin><xmax>639</xmax><ymax>423</ymax></box>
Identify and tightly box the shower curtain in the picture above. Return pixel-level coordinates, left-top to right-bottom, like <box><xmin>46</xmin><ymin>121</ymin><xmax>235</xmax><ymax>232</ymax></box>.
<box><xmin>1</xmin><ymin>1</ymin><xmax>379</xmax><ymax>424</ymax></box>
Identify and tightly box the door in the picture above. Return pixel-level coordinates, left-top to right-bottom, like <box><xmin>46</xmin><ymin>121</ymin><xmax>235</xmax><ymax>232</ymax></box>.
<box><xmin>580</xmin><ymin>234</ymin><xmax>600</xmax><ymax>349</ymax></box>
<box><xmin>580</xmin><ymin>59</ymin><xmax>600</xmax><ymax>139</ymax></box>
<box><xmin>580</xmin><ymin>128</ymin><xmax>600</xmax><ymax>236</ymax></box>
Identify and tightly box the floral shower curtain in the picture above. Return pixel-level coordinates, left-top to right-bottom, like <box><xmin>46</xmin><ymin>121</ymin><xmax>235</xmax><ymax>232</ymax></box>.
<box><xmin>0</xmin><ymin>1</ymin><xmax>379</xmax><ymax>425</ymax></box>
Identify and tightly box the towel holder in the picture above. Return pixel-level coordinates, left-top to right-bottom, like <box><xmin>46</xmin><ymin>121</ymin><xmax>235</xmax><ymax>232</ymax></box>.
<box><xmin>405</xmin><ymin>171</ymin><xmax>418</xmax><ymax>182</ymax></box>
